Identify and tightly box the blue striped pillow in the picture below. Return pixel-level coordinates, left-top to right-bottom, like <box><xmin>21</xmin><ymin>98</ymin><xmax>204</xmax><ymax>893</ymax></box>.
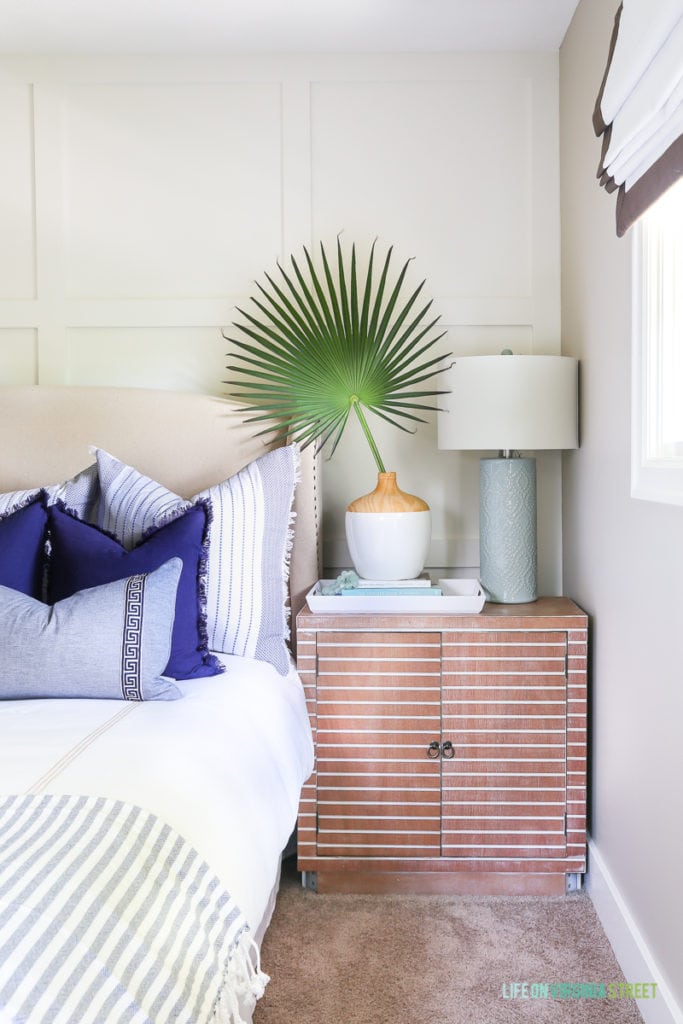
<box><xmin>95</xmin><ymin>445</ymin><xmax>299</xmax><ymax>675</ymax></box>
<box><xmin>0</xmin><ymin>464</ymin><xmax>99</xmax><ymax>521</ymax></box>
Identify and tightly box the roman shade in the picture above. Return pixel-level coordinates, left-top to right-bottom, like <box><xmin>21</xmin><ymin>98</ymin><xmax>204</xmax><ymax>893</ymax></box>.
<box><xmin>594</xmin><ymin>0</ymin><xmax>683</xmax><ymax>236</ymax></box>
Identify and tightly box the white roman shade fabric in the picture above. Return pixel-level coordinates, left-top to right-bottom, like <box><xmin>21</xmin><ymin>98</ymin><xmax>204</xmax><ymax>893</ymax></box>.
<box><xmin>594</xmin><ymin>0</ymin><xmax>683</xmax><ymax>235</ymax></box>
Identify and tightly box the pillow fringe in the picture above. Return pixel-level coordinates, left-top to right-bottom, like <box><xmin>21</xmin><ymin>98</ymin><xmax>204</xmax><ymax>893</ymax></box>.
<box><xmin>139</xmin><ymin>498</ymin><xmax>222</xmax><ymax>672</ymax></box>
<box><xmin>52</xmin><ymin>497</ymin><xmax>120</xmax><ymax>539</ymax></box>
<box><xmin>0</xmin><ymin>488</ymin><xmax>47</xmax><ymax>519</ymax></box>
<box><xmin>141</xmin><ymin>501</ymin><xmax>193</xmax><ymax>538</ymax></box>
<box><xmin>281</xmin><ymin>444</ymin><xmax>301</xmax><ymax>644</ymax></box>
<box><xmin>195</xmin><ymin>496</ymin><xmax>224</xmax><ymax>674</ymax></box>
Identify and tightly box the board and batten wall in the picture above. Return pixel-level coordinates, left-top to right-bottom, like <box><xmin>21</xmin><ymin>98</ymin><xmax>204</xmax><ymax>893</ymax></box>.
<box><xmin>0</xmin><ymin>53</ymin><xmax>563</xmax><ymax>586</ymax></box>
<box><xmin>561</xmin><ymin>2</ymin><xmax>683</xmax><ymax>1021</ymax></box>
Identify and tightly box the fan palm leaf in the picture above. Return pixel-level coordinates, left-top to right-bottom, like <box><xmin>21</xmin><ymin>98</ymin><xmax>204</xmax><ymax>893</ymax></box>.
<box><xmin>224</xmin><ymin>239</ymin><xmax>450</xmax><ymax>473</ymax></box>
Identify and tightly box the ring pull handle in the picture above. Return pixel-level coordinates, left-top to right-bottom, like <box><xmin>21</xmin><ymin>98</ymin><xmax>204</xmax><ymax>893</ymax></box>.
<box><xmin>441</xmin><ymin>740</ymin><xmax>455</xmax><ymax>759</ymax></box>
<box><xmin>426</xmin><ymin>741</ymin><xmax>441</xmax><ymax>759</ymax></box>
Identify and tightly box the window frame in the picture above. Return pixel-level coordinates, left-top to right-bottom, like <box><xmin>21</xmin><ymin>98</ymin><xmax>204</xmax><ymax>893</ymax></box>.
<box><xmin>631</xmin><ymin>187</ymin><xmax>683</xmax><ymax>507</ymax></box>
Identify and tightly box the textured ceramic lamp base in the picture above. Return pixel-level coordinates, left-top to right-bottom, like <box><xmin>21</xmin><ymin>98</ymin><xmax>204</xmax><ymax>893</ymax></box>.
<box><xmin>479</xmin><ymin>457</ymin><xmax>537</xmax><ymax>604</ymax></box>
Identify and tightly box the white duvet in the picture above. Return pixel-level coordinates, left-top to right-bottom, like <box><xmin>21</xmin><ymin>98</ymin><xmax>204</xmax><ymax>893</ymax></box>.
<box><xmin>0</xmin><ymin>655</ymin><xmax>314</xmax><ymax>937</ymax></box>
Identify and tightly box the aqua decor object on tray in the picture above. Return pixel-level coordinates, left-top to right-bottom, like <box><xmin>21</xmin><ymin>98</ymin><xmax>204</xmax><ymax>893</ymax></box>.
<box><xmin>225</xmin><ymin>238</ymin><xmax>450</xmax><ymax>580</ymax></box>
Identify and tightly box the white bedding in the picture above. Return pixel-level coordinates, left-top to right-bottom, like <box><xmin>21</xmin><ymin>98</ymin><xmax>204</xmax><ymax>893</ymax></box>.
<box><xmin>0</xmin><ymin>655</ymin><xmax>313</xmax><ymax>937</ymax></box>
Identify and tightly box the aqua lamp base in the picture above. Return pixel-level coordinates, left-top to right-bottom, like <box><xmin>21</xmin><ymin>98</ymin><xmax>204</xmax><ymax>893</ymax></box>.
<box><xmin>479</xmin><ymin>457</ymin><xmax>537</xmax><ymax>604</ymax></box>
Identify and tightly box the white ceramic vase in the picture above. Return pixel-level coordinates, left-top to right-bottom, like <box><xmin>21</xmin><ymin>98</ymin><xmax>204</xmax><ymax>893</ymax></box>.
<box><xmin>345</xmin><ymin>472</ymin><xmax>431</xmax><ymax>581</ymax></box>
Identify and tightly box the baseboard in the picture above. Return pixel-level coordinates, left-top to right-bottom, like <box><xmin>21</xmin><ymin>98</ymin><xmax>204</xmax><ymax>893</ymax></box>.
<box><xmin>586</xmin><ymin>836</ymin><xmax>683</xmax><ymax>1024</ymax></box>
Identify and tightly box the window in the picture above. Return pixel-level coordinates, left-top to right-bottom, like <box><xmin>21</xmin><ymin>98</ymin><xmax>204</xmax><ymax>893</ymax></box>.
<box><xmin>631</xmin><ymin>177</ymin><xmax>683</xmax><ymax>505</ymax></box>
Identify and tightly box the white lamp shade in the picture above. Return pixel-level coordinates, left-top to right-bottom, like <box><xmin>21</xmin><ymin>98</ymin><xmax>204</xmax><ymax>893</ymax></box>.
<box><xmin>437</xmin><ymin>354</ymin><xmax>579</xmax><ymax>451</ymax></box>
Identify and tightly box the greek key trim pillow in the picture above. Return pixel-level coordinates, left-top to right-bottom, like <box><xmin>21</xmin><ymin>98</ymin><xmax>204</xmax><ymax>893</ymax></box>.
<box><xmin>0</xmin><ymin>558</ymin><xmax>182</xmax><ymax>701</ymax></box>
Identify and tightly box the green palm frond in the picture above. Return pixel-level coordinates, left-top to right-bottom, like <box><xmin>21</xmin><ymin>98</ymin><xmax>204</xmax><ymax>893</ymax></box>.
<box><xmin>224</xmin><ymin>239</ymin><xmax>451</xmax><ymax>473</ymax></box>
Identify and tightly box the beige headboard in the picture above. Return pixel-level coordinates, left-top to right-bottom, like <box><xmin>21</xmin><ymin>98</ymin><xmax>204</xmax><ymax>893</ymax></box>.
<box><xmin>0</xmin><ymin>386</ymin><xmax>321</xmax><ymax>631</ymax></box>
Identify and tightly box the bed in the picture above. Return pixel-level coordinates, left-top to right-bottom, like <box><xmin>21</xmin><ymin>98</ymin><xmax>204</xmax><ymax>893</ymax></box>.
<box><xmin>0</xmin><ymin>386</ymin><xmax>320</xmax><ymax>1024</ymax></box>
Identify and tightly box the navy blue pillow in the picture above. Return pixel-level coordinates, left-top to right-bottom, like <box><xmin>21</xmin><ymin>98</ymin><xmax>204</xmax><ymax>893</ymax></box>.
<box><xmin>48</xmin><ymin>502</ymin><xmax>222</xmax><ymax>680</ymax></box>
<box><xmin>0</xmin><ymin>497</ymin><xmax>48</xmax><ymax>598</ymax></box>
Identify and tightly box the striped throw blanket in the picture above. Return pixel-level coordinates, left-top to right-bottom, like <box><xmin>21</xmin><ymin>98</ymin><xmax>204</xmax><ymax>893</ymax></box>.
<box><xmin>0</xmin><ymin>794</ymin><xmax>269</xmax><ymax>1024</ymax></box>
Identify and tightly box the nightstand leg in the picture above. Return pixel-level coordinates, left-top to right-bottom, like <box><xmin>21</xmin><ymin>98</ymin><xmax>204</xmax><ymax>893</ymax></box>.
<box><xmin>301</xmin><ymin>871</ymin><xmax>318</xmax><ymax>892</ymax></box>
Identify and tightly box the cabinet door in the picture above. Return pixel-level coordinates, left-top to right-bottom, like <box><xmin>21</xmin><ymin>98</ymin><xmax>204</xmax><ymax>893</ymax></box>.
<box><xmin>315</xmin><ymin>631</ymin><xmax>442</xmax><ymax>859</ymax></box>
<box><xmin>441</xmin><ymin>630</ymin><xmax>568</xmax><ymax>860</ymax></box>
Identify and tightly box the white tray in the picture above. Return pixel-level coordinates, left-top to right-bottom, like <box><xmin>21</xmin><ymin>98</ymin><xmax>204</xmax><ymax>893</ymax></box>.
<box><xmin>306</xmin><ymin>578</ymin><xmax>486</xmax><ymax>614</ymax></box>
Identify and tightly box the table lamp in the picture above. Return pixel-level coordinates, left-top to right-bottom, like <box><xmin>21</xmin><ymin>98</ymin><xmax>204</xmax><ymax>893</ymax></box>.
<box><xmin>437</xmin><ymin>352</ymin><xmax>579</xmax><ymax>603</ymax></box>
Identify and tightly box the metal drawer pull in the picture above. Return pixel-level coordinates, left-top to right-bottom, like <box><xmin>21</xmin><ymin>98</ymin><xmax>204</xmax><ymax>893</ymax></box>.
<box><xmin>426</xmin><ymin>741</ymin><xmax>455</xmax><ymax>759</ymax></box>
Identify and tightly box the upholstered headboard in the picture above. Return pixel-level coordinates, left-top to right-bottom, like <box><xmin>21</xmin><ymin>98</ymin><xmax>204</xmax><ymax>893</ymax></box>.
<box><xmin>0</xmin><ymin>386</ymin><xmax>321</xmax><ymax>629</ymax></box>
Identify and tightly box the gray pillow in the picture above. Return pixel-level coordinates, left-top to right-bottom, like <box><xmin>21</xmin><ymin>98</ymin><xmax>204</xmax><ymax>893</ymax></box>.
<box><xmin>0</xmin><ymin>557</ymin><xmax>183</xmax><ymax>701</ymax></box>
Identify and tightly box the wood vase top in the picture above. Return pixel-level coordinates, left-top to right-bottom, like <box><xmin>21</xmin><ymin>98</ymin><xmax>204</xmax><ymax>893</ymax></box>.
<box><xmin>346</xmin><ymin>472</ymin><xmax>430</xmax><ymax>513</ymax></box>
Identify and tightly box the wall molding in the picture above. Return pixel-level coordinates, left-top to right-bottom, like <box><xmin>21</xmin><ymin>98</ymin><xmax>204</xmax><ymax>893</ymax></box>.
<box><xmin>586</xmin><ymin>836</ymin><xmax>683</xmax><ymax>1024</ymax></box>
<box><xmin>0</xmin><ymin>50</ymin><xmax>563</xmax><ymax>585</ymax></box>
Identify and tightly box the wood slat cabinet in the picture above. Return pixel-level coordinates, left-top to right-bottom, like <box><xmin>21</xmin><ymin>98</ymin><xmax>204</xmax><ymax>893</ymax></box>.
<box><xmin>296</xmin><ymin>598</ymin><xmax>587</xmax><ymax>895</ymax></box>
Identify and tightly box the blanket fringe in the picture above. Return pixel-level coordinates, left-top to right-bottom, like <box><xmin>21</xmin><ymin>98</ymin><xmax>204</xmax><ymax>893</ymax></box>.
<box><xmin>213</xmin><ymin>930</ymin><xmax>270</xmax><ymax>1024</ymax></box>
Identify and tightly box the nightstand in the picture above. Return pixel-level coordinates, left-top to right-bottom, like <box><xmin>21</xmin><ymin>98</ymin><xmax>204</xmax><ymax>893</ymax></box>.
<box><xmin>296</xmin><ymin>598</ymin><xmax>587</xmax><ymax>895</ymax></box>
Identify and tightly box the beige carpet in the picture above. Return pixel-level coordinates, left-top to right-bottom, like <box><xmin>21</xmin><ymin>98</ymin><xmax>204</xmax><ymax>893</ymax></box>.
<box><xmin>254</xmin><ymin>859</ymin><xmax>645</xmax><ymax>1024</ymax></box>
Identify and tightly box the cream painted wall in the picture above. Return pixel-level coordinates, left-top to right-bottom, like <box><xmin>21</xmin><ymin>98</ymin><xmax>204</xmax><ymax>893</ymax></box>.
<box><xmin>561</xmin><ymin>0</ymin><xmax>683</xmax><ymax>1013</ymax></box>
<box><xmin>0</xmin><ymin>52</ymin><xmax>562</xmax><ymax>585</ymax></box>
